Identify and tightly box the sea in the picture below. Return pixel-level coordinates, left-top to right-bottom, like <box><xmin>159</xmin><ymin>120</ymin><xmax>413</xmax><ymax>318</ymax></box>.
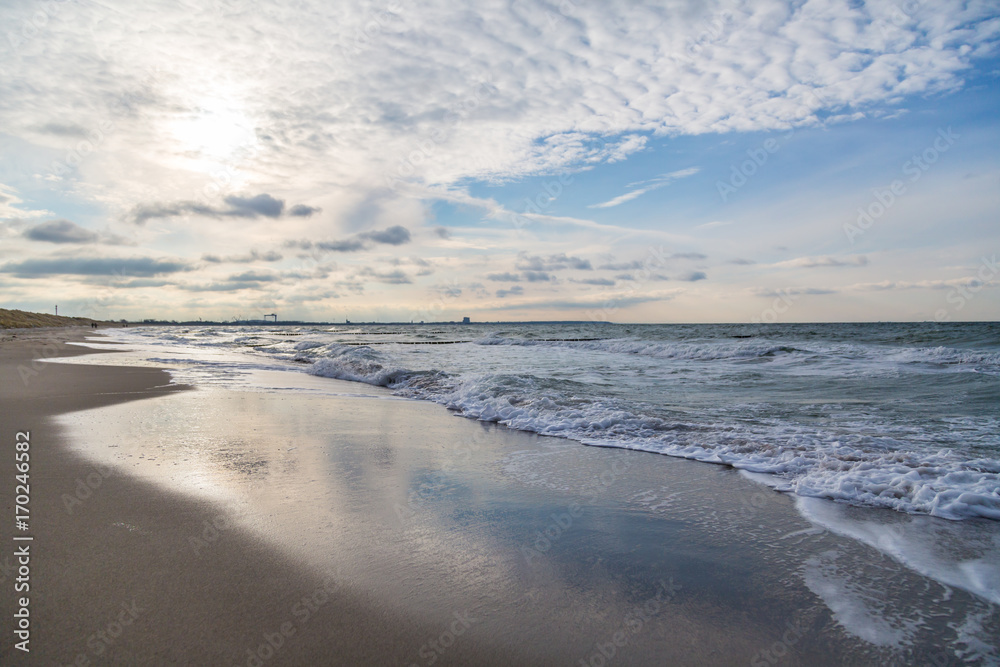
<box><xmin>96</xmin><ymin>320</ymin><xmax>1000</xmax><ymax>523</ymax></box>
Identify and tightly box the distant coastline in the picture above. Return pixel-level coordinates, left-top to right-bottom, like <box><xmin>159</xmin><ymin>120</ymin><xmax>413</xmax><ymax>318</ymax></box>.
<box><xmin>3</xmin><ymin>308</ymin><xmax>995</xmax><ymax>330</ymax></box>
<box><xmin>134</xmin><ymin>319</ymin><xmax>614</xmax><ymax>326</ymax></box>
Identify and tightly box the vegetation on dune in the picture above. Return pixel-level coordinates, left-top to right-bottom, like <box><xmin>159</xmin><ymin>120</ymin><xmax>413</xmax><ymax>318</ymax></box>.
<box><xmin>0</xmin><ymin>308</ymin><xmax>105</xmax><ymax>329</ymax></box>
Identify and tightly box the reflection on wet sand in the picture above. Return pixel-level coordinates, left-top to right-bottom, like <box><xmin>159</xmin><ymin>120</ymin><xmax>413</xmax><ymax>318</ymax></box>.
<box><xmin>57</xmin><ymin>384</ymin><xmax>999</xmax><ymax>664</ymax></box>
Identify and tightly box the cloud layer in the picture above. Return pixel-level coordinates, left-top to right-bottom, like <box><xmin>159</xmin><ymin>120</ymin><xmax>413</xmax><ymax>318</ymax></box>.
<box><xmin>3</xmin><ymin>0</ymin><xmax>995</xmax><ymax>196</ymax></box>
<box><xmin>130</xmin><ymin>194</ymin><xmax>317</xmax><ymax>224</ymax></box>
<box><xmin>0</xmin><ymin>0</ymin><xmax>997</xmax><ymax>321</ymax></box>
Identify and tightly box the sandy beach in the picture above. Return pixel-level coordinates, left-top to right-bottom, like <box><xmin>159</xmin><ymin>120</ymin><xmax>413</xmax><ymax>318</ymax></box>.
<box><xmin>1</xmin><ymin>328</ymin><xmax>996</xmax><ymax>665</ymax></box>
<box><xmin>0</xmin><ymin>329</ymin><xmax>529</xmax><ymax>665</ymax></box>
<box><xmin>3</xmin><ymin>0</ymin><xmax>997</xmax><ymax>661</ymax></box>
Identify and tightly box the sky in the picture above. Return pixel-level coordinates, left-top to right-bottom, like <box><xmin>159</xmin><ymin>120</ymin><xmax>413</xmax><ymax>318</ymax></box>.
<box><xmin>1</xmin><ymin>0</ymin><xmax>998</xmax><ymax>324</ymax></box>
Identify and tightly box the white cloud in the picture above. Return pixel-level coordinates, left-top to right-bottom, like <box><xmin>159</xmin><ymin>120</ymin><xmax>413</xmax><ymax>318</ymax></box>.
<box><xmin>2</xmin><ymin>0</ymin><xmax>993</xmax><ymax>207</ymax></box>
<box><xmin>694</xmin><ymin>220</ymin><xmax>732</xmax><ymax>230</ymax></box>
<box><xmin>752</xmin><ymin>287</ymin><xmax>837</xmax><ymax>297</ymax></box>
<box><xmin>850</xmin><ymin>278</ymin><xmax>997</xmax><ymax>291</ymax></box>
<box><xmin>0</xmin><ymin>183</ymin><xmax>53</xmax><ymax>221</ymax></box>
<box><xmin>0</xmin><ymin>0</ymin><xmax>997</xmax><ymax>318</ymax></box>
<box><xmin>589</xmin><ymin>168</ymin><xmax>701</xmax><ymax>209</ymax></box>
<box><xmin>773</xmin><ymin>255</ymin><xmax>869</xmax><ymax>269</ymax></box>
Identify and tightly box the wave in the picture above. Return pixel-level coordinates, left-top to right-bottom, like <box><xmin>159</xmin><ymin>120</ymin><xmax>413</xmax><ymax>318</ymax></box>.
<box><xmin>306</xmin><ymin>343</ymin><xmax>413</xmax><ymax>386</ymax></box>
<box><xmin>473</xmin><ymin>334</ymin><xmax>804</xmax><ymax>360</ymax></box>
<box><xmin>884</xmin><ymin>346</ymin><xmax>1000</xmax><ymax>368</ymax></box>
<box><xmin>472</xmin><ymin>335</ymin><xmax>1000</xmax><ymax>371</ymax></box>
<box><xmin>301</xmin><ymin>343</ymin><xmax>1000</xmax><ymax>521</ymax></box>
<box><xmin>106</xmin><ymin>327</ymin><xmax>1000</xmax><ymax>521</ymax></box>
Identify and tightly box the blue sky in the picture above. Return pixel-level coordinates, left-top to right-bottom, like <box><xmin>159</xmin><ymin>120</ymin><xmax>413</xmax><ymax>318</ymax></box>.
<box><xmin>1</xmin><ymin>0</ymin><xmax>998</xmax><ymax>322</ymax></box>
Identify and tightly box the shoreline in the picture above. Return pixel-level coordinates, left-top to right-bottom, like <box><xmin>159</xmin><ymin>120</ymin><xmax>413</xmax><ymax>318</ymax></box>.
<box><xmin>0</xmin><ymin>329</ymin><xmax>532</xmax><ymax>665</ymax></box>
<box><xmin>1</xmin><ymin>328</ymin><xmax>997</xmax><ymax>665</ymax></box>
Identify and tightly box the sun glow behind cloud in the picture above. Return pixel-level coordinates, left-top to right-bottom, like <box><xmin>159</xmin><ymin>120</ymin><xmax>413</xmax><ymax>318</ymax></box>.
<box><xmin>167</xmin><ymin>99</ymin><xmax>257</xmax><ymax>165</ymax></box>
<box><xmin>0</xmin><ymin>0</ymin><xmax>997</xmax><ymax>322</ymax></box>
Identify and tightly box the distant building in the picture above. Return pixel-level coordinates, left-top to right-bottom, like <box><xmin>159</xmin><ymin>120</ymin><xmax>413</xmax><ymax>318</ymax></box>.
<box><xmin>462</xmin><ymin>316</ymin><xmax>471</xmax><ymax>324</ymax></box>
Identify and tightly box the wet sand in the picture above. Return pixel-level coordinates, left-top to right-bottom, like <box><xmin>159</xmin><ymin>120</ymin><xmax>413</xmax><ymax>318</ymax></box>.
<box><xmin>1</xmin><ymin>328</ymin><xmax>995</xmax><ymax>665</ymax></box>
<box><xmin>0</xmin><ymin>330</ymin><xmax>529</xmax><ymax>665</ymax></box>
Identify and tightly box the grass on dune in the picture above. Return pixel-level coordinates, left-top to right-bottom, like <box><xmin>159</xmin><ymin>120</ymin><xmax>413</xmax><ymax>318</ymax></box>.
<box><xmin>0</xmin><ymin>308</ymin><xmax>107</xmax><ymax>329</ymax></box>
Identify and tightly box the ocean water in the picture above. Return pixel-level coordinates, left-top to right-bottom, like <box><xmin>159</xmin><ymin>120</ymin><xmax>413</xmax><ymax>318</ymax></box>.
<box><xmin>99</xmin><ymin>321</ymin><xmax>1000</xmax><ymax>522</ymax></box>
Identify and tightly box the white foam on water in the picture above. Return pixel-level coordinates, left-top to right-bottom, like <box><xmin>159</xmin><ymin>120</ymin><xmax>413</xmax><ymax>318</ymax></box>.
<box><xmin>795</xmin><ymin>496</ymin><xmax>1000</xmax><ymax>606</ymax></box>
<box><xmin>286</xmin><ymin>340</ymin><xmax>1000</xmax><ymax>522</ymax></box>
<box><xmin>473</xmin><ymin>335</ymin><xmax>1000</xmax><ymax>370</ymax></box>
<box><xmin>950</xmin><ymin>610</ymin><xmax>1000</xmax><ymax>666</ymax></box>
<box><xmin>802</xmin><ymin>550</ymin><xmax>917</xmax><ymax>649</ymax></box>
<box><xmin>474</xmin><ymin>334</ymin><xmax>807</xmax><ymax>361</ymax></box>
<box><xmin>89</xmin><ymin>326</ymin><xmax>1000</xmax><ymax>523</ymax></box>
